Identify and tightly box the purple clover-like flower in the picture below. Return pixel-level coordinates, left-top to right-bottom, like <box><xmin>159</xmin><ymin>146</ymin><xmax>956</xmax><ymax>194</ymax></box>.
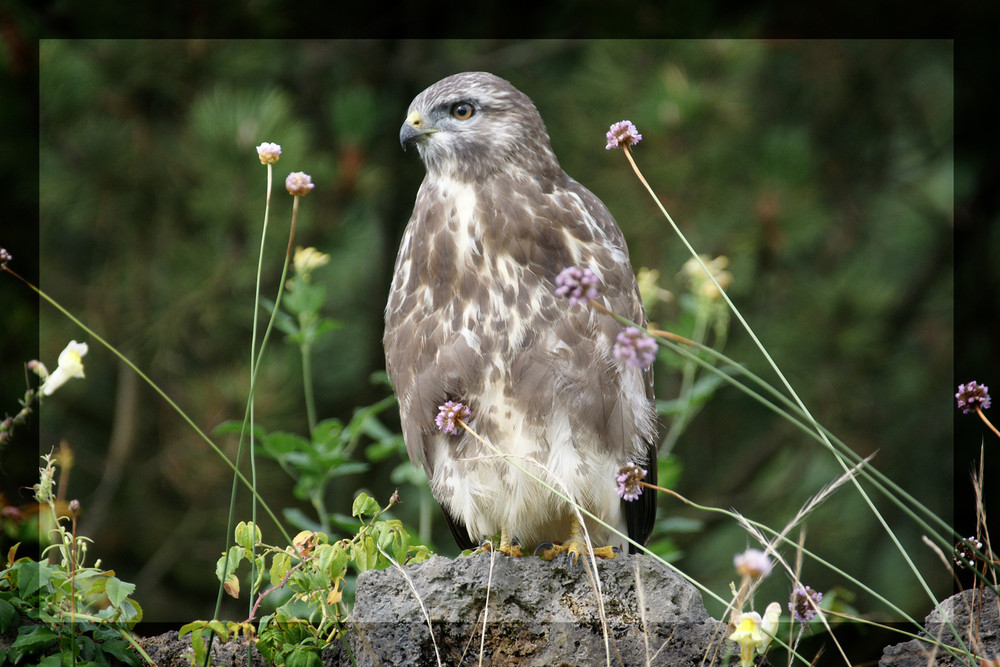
<box><xmin>256</xmin><ymin>142</ymin><xmax>282</xmax><ymax>164</ymax></box>
<box><xmin>613</xmin><ymin>327</ymin><xmax>658</xmax><ymax>369</ymax></box>
<box><xmin>956</xmin><ymin>381</ymin><xmax>991</xmax><ymax>414</ymax></box>
<box><xmin>554</xmin><ymin>266</ymin><xmax>599</xmax><ymax>306</ymax></box>
<box><xmin>0</xmin><ymin>248</ymin><xmax>12</xmax><ymax>268</ymax></box>
<box><xmin>436</xmin><ymin>401</ymin><xmax>471</xmax><ymax>435</ymax></box>
<box><xmin>734</xmin><ymin>548</ymin><xmax>773</xmax><ymax>579</ymax></box>
<box><xmin>615</xmin><ymin>462</ymin><xmax>647</xmax><ymax>501</ymax></box>
<box><xmin>789</xmin><ymin>585</ymin><xmax>823</xmax><ymax>623</ymax></box>
<box><xmin>285</xmin><ymin>172</ymin><xmax>315</xmax><ymax>196</ymax></box>
<box><xmin>605</xmin><ymin>120</ymin><xmax>642</xmax><ymax>150</ymax></box>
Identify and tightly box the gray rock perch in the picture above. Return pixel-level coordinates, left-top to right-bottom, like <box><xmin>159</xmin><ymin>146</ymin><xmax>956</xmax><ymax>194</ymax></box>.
<box><xmin>342</xmin><ymin>553</ymin><xmax>735</xmax><ymax>666</ymax></box>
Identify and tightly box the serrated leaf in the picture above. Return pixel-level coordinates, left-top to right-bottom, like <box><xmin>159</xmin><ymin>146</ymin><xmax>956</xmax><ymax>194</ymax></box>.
<box><xmin>285</xmin><ymin>646</ymin><xmax>323</xmax><ymax>667</ymax></box>
<box><xmin>98</xmin><ymin>637</ymin><xmax>142</xmax><ymax>666</ymax></box>
<box><xmin>105</xmin><ymin>576</ymin><xmax>136</xmax><ymax>608</ymax></box>
<box><xmin>10</xmin><ymin>624</ymin><xmax>58</xmax><ymax>658</ymax></box>
<box><xmin>15</xmin><ymin>560</ymin><xmax>51</xmax><ymax>599</ymax></box>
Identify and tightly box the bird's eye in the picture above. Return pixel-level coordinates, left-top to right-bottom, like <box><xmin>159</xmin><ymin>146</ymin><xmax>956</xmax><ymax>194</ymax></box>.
<box><xmin>450</xmin><ymin>102</ymin><xmax>475</xmax><ymax>120</ymax></box>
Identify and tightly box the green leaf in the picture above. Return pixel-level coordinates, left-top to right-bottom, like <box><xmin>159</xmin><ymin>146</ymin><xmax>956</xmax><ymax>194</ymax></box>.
<box><xmin>259</xmin><ymin>431</ymin><xmax>312</xmax><ymax>458</ymax></box>
<box><xmin>364</xmin><ymin>437</ymin><xmax>402</xmax><ymax>462</ymax></box>
<box><xmin>284</xmin><ymin>280</ymin><xmax>326</xmax><ymax>316</ymax></box>
<box><xmin>235</xmin><ymin>521</ymin><xmax>261</xmax><ymax>551</ymax></box>
<box><xmin>316</xmin><ymin>543</ymin><xmax>348</xmax><ymax>579</ymax></box>
<box><xmin>312</xmin><ymin>418</ymin><xmax>345</xmax><ymax>442</ymax></box>
<box><xmin>185</xmin><ymin>625</ymin><xmax>208</xmax><ymax>664</ymax></box>
<box><xmin>0</xmin><ymin>596</ymin><xmax>18</xmax><ymax>633</ymax></box>
<box><xmin>178</xmin><ymin>621</ymin><xmax>204</xmax><ymax>639</ymax></box>
<box><xmin>285</xmin><ymin>646</ymin><xmax>323</xmax><ymax>667</ymax></box>
<box><xmin>15</xmin><ymin>560</ymin><xmax>52</xmax><ymax>599</ymax></box>
<box><xmin>353</xmin><ymin>535</ymin><xmax>378</xmax><ymax>571</ymax></box>
<box><xmin>10</xmin><ymin>624</ymin><xmax>59</xmax><ymax>661</ymax></box>
<box><xmin>351</xmin><ymin>493</ymin><xmax>379</xmax><ymax>519</ymax></box>
<box><xmin>216</xmin><ymin>545</ymin><xmax>243</xmax><ymax>583</ymax></box>
<box><xmin>105</xmin><ymin>575</ymin><xmax>136</xmax><ymax>608</ymax></box>
<box><xmin>325</xmin><ymin>462</ymin><xmax>369</xmax><ymax>478</ymax></box>
<box><xmin>207</xmin><ymin>619</ymin><xmax>229</xmax><ymax>638</ymax></box>
<box><xmin>269</xmin><ymin>551</ymin><xmax>290</xmax><ymax>586</ymax></box>
<box><xmin>98</xmin><ymin>637</ymin><xmax>142</xmax><ymax>666</ymax></box>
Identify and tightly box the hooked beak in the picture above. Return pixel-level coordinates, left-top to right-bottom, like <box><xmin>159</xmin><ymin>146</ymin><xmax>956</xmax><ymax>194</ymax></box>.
<box><xmin>400</xmin><ymin>110</ymin><xmax>434</xmax><ymax>151</ymax></box>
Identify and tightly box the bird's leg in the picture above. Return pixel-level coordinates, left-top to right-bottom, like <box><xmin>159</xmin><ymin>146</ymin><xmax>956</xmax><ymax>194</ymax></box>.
<box><xmin>537</xmin><ymin>515</ymin><xmax>618</xmax><ymax>565</ymax></box>
<box><xmin>479</xmin><ymin>527</ymin><xmax>523</xmax><ymax>557</ymax></box>
<box><xmin>499</xmin><ymin>527</ymin><xmax>524</xmax><ymax>557</ymax></box>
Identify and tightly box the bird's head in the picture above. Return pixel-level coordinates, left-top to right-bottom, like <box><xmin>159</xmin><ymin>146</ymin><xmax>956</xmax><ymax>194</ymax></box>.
<box><xmin>400</xmin><ymin>71</ymin><xmax>560</xmax><ymax>182</ymax></box>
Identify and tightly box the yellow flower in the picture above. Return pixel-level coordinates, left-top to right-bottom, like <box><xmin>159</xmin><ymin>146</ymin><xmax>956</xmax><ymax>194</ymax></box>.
<box><xmin>40</xmin><ymin>340</ymin><xmax>88</xmax><ymax>396</ymax></box>
<box><xmin>729</xmin><ymin>602</ymin><xmax>780</xmax><ymax>666</ymax></box>
<box><xmin>293</xmin><ymin>246</ymin><xmax>331</xmax><ymax>279</ymax></box>
<box><xmin>681</xmin><ymin>254</ymin><xmax>732</xmax><ymax>300</ymax></box>
<box><xmin>636</xmin><ymin>267</ymin><xmax>673</xmax><ymax>310</ymax></box>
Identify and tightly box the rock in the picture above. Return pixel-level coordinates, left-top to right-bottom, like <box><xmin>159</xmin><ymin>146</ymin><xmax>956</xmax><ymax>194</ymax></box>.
<box><xmin>139</xmin><ymin>629</ymin><xmax>268</xmax><ymax>666</ymax></box>
<box><xmin>343</xmin><ymin>552</ymin><xmax>734</xmax><ymax>666</ymax></box>
<box><xmin>880</xmin><ymin>587</ymin><xmax>1000</xmax><ymax>665</ymax></box>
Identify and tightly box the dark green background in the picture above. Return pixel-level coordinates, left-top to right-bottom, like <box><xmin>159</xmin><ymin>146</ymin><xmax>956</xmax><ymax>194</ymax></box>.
<box><xmin>1</xmin><ymin>36</ymin><xmax>985</xmax><ymax>662</ymax></box>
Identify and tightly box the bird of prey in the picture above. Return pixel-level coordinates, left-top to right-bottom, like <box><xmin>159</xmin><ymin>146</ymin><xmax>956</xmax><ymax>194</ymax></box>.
<box><xmin>384</xmin><ymin>71</ymin><xmax>657</xmax><ymax>560</ymax></box>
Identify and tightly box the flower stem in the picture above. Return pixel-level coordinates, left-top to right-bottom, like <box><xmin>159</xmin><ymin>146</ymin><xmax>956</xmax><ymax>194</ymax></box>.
<box><xmin>977</xmin><ymin>408</ymin><xmax>1000</xmax><ymax>440</ymax></box>
<box><xmin>302</xmin><ymin>342</ymin><xmax>317</xmax><ymax>438</ymax></box>
<box><xmin>621</xmin><ymin>144</ymin><xmax>947</xmax><ymax>623</ymax></box>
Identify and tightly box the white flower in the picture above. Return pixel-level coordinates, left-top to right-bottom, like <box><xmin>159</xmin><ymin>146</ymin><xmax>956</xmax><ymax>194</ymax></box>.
<box><xmin>256</xmin><ymin>142</ymin><xmax>282</xmax><ymax>164</ymax></box>
<box><xmin>40</xmin><ymin>340</ymin><xmax>88</xmax><ymax>396</ymax></box>
<box><xmin>733</xmin><ymin>547</ymin><xmax>773</xmax><ymax>579</ymax></box>
<box><xmin>760</xmin><ymin>601</ymin><xmax>781</xmax><ymax>651</ymax></box>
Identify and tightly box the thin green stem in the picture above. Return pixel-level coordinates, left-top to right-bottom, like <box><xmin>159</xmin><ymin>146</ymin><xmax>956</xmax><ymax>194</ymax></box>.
<box><xmin>302</xmin><ymin>342</ymin><xmax>317</xmax><ymax>438</ymax></box>
<box><xmin>5</xmin><ymin>267</ymin><xmax>282</xmax><ymax>526</ymax></box>
<box><xmin>621</xmin><ymin>146</ymin><xmax>950</xmax><ymax>624</ymax></box>
<box><xmin>245</xmin><ymin>161</ymin><xmax>274</xmax><ymax>646</ymax></box>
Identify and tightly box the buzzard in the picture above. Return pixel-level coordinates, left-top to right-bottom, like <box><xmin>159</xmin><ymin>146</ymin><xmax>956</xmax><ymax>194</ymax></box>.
<box><xmin>384</xmin><ymin>72</ymin><xmax>657</xmax><ymax>560</ymax></box>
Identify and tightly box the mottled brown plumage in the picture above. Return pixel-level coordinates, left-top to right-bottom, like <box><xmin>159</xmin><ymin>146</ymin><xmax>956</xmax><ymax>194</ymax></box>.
<box><xmin>384</xmin><ymin>72</ymin><xmax>657</xmax><ymax>555</ymax></box>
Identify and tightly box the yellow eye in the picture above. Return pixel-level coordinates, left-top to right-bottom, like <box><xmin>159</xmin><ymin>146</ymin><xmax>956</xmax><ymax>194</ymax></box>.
<box><xmin>450</xmin><ymin>102</ymin><xmax>475</xmax><ymax>120</ymax></box>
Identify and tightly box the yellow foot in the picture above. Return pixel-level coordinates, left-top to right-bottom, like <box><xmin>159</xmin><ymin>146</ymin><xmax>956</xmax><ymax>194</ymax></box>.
<box><xmin>478</xmin><ymin>532</ymin><xmax>523</xmax><ymax>557</ymax></box>
<box><xmin>535</xmin><ymin>541</ymin><xmax>619</xmax><ymax>564</ymax></box>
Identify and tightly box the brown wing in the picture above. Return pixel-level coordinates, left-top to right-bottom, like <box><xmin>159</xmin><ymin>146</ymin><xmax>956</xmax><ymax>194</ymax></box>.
<box><xmin>565</xmin><ymin>177</ymin><xmax>658</xmax><ymax>552</ymax></box>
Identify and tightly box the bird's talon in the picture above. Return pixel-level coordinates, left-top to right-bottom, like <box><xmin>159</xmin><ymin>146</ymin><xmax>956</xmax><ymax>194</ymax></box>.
<box><xmin>505</xmin><ymin>538</ymin><xmax>524</xmax><ymax>558</ymax></box>
<box><xmin>534</xmin><ymin>541</ymin><xmax>555</xmax><ymax>559</ymax></box>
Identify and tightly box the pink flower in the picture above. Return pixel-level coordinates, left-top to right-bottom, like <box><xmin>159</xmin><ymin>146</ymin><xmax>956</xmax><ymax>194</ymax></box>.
<box><xmin>436</xmin><ymin>401</ymin><xmax>471</xmax><ymax>435</ymax></box>
<box><xmin>605</xmin><ymin>120</ymin><xmax>642</xmax><ymax>150</ymax></box>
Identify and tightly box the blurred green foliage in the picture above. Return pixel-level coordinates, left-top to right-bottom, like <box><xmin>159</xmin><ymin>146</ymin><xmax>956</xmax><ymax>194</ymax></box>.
<box><xmin>27</xmin><ymin>40</ymin><xmax>954</xmax><ymax>633</ymax></box>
